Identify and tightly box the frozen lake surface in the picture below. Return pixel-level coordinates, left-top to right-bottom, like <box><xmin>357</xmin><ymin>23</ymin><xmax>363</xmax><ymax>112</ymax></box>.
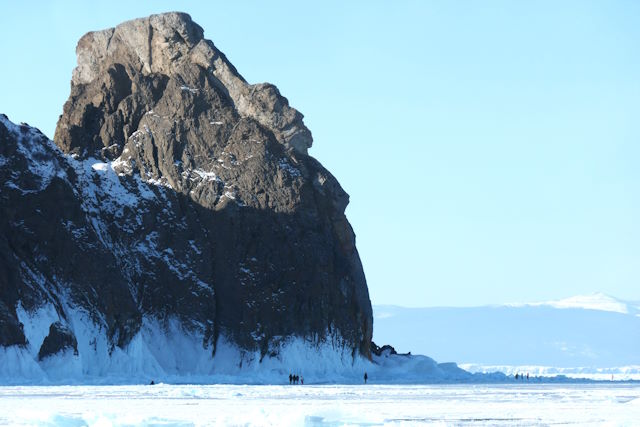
<box><xmin>0</xmin><ymin>384</ymin><xmax>638</xmax><ymax>426</ymax></box>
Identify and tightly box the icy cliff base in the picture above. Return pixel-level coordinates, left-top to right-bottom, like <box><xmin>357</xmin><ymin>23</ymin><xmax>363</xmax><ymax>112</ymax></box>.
<box><xmin>0</xmin><ymin>303</ymin><xmax>482</xmax><ymax>385</ymax></box>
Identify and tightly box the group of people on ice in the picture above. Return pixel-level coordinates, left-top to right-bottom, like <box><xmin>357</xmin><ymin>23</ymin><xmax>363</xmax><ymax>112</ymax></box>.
<box><xmin>515</xmin><ymin>372</ymin><xmax>530</xmax><ymax>380</ymax></box>
<box><xmin>287</xmin><ymin>372</ymin><xmax>369</xmax><ymax>385</ymax></box>
<box><xmin>289</xmin><ymin>374</ymin><xmax>303</xmax><ymax>385</ymax></box>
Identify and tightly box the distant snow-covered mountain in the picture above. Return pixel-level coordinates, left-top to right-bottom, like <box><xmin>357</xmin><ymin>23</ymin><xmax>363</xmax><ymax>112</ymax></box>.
<box><xmin>505</xmin><ymin>293</ymin><xmax>640</xmax><ymax>316</ymax></box>
<box><xmin>373</xmin><ymin>294</ymin><xmax>640</xmax><ymax>374</ymax></box>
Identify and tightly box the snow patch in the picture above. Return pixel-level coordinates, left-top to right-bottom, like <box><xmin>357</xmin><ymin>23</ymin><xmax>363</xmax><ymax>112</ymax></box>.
<box><xmin>278</xmin><ymin>158</ymin><xmax>301</xmax><ymax>177</ymax></box>
<box><xmin>192</xmin><ymin>168</ymin><xmax>219</xmax><ymax>182</ymax></box>
<box><xmin>180</xmin><ymin>85</ymin><xmax>199</xmax><ymax>94</ymax></box>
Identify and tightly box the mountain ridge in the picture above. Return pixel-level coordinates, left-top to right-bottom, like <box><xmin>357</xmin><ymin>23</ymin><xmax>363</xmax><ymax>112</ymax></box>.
<box><xmin>375</xmin><ymin>292</ymin><xmax>639</xmax><ymax>314</ymax></box>
<box><xmin>504</xmin><ymin>293</ymin><xmax>640</xmax><ymax>315</ymax></box>
<box><xmin>373</xmin><ymin>294</ymin><xmax>640</xmax><ymax>368</ymax></box>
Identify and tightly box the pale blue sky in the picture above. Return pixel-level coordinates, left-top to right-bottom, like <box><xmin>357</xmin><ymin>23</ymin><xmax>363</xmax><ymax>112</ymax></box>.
<box><xmin>1</xmin><ymin>1</ymin><xmax>638</xmax><ymax>306</ymax></box>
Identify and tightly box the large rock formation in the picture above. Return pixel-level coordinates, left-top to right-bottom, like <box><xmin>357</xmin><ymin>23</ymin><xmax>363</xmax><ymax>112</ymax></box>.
<box><xmin>0</xmin><ymin>12</ymin><xmax>372</xmax><ymax>379</ymax></box>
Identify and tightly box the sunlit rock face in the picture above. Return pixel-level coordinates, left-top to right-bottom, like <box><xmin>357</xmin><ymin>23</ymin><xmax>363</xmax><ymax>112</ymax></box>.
<box><xmin>0</xmin><ymin>12</ymin><xmax>372</xmax><ymax>373</ymax></box>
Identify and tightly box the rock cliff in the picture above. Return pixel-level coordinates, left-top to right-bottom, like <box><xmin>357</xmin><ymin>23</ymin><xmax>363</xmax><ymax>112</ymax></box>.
<box><xmin>0</xmin><ymin>12</ymin><xmax>372</xmax><ymax>377</ymax></box>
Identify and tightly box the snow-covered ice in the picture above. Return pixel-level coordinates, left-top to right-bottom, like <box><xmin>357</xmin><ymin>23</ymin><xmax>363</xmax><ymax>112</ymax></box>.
<box><xmin>0</xmin><ymin>384</ymin><xmax>638</xmax><ymax>426</ymax></box>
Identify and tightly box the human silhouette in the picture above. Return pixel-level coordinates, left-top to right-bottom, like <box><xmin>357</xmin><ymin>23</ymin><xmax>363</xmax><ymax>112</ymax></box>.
<box><xmin>364</xmin><ymin>372</ymin><xmax>368</xmax><ymax>384</ymax></box>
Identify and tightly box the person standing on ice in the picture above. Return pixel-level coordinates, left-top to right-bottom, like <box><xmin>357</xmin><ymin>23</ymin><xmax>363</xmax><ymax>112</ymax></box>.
<box><xmin>364</xmin><ymin>372</ymin><xmax>368</xmax><ymax>384</ymax></box>
<box><xmin>289</xmin><ymin>373</ymin><xmax>292</xmax><ymax>384</ymax></box>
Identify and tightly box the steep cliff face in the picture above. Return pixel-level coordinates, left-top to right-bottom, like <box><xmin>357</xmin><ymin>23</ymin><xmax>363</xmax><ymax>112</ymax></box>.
<box><xmin>0</xmin><ymin>12</ymin><xmax>372</xmax><ymax>377</ymax></box>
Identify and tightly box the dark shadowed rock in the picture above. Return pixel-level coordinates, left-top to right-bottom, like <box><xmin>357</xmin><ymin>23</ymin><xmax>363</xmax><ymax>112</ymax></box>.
<box><xmin>371</xmin><ymin>341</ymin><xmax>412</xmax><ymax>358</ymax></box>
<box><xmin>0</xmin><ymin>303</ymin><xmax>26</xmax><ymax>347</ymax></box>
<box><xmin>38</xmin><ymin>322</ymin><xmax>78</xmax><ymax>360</ymax></box>
<box><xmin>371</xmin><ymin>342</ymin><xmax>399</xmax><ymax>357</ymax></box>
<box><xmin>0</xmin><ymin>12</ymin><xmax>373</xmax><ymax>363</ymax></box>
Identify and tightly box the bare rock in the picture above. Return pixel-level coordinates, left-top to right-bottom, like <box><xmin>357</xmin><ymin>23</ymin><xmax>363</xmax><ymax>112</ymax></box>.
<box><xmin>56</xmin><ymin>12</ymin><xmax>312</xmax><ymax>159</ymax></box>
<box><xmin>38</xmin><ymin>322</ymin><xmax>78</xmax><ymax>360</ymax></box>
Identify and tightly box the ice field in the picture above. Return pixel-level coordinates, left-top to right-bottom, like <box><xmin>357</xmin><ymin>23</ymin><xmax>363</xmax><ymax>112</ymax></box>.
<box><xmin>0</xmin><ymin>383</ymin><xmax>638</xmax><ymax>426</ymax></box>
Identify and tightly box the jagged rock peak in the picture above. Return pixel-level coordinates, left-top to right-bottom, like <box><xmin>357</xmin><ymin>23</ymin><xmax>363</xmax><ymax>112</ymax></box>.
<box><xmin>56</xmin><ymin>11</ymin><xmax>312</xmax><ymax>158</ymax></box>
<box><xmin>72</xmin><ymin>12</ymin><xmax>205</xmax><ymax>85</ymax></box>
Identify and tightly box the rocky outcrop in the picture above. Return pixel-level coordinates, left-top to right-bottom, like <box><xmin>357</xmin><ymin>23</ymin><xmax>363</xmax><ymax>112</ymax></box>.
<box><xmin>55</xmin><ymin>12</ymin><xmax>311</xmax><ymax>160</ymax></box>
<box><xmin>371</xmin><ymin>342</ymin><xmax>398</xmax><ymax>357</ymax></box>
<box><xmin>371</xmin><ymin>342</ymin><xmax>411</xmax><ymax>357</ymax></box>
<box><xmin>38</xmin><ymin>322</ymin><xmax>78</xmax><ymax>360</ymax></box>
<box><xmin>0</xmin><ymin>11</ymin><xmax>372</xmax><ymax>371</ymax></box>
